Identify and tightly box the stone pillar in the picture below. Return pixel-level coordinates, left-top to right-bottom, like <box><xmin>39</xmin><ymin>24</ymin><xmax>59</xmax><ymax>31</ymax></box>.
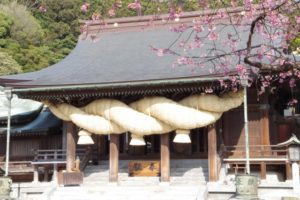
<box><xmin>109</xmin><ymin>134</ymin><xmax>119</xmax><ymax>183</ymax></box>
<box><xmin>160</xmin><ymin>133</ymin><xmax>170</xmax><ymax>182</ymax></box>
<box><xmin>292</xmin><ymin>162</ymin><xmax>300</xmax><ymax>193</ymax></box>
<box><xmin>44</xmin><ymin>167</ymin><xmax>49</xmax><ymax>182</ymax></box>
<box><xmin>65</xmin><ymin>122</ymin><xmax>76</xmax><ymax>172</ymax></box>
<box><xmin>52</xmin><ymin>163</ymin><xmax>58</xmax><ymax>182</ymax></box>
<box><xmin>32</xmin><ymin>165</ymin><xmax>39</xmax><ymax>183</ymax></box>
<box><xmin>208</xmin><ymin>124</ymin><xmax>218</xmax><ymax>182</ymax></box>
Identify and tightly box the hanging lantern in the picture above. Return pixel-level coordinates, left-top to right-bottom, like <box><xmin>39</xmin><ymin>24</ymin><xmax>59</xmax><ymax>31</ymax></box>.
<box><xmin>173</xmin><ymin>129</ymin><xmax>191</xmax><ymax>143</ymax></box>
<box><xmin>77</xmin><ymin>130</ymin><xmax>94</xmax><ymax>145</ymax></box>
<box><xmin>129</xmin><ymin>134</ymin><xmax>146</xmax><ymax>146</ymax></box>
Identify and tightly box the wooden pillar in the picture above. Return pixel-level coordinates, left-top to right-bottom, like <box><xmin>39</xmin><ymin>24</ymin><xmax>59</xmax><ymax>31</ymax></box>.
<box><xmin>286</xmin><ymin>162</ymin><xmax>292</xmax><ymax>180</ymax></box>
<box><xmin>97</xmin><ymin>135</ymin><xmax>106</xmax><ymax>158</ymax></box>
<box><xmin>65</xmin><ymin>121</ymin><xmax>76</xmax><ymax>172</ymax></box>
<box><xmin>208</xmin><ymin>124</ymin><xmax>218</xmax><ymax>182</ymax></box>
<box><xmin>109</xmin><ymin>134</ymin><xmax>119</xmax><ymax>182</ymax></box>
<box><xmin>261</xmin><ymin>109</ymin><xmax>270</xmax><ymax>145</ymax></box>
<box><xmin>260</xmin><ymin>162</ymin><xmax>266</xmax><ymax>180</ymax></box>
<box><xmin>160</xmin><ymin>133</ymin><xmax>170</xmax><ymax>182</ymax></box>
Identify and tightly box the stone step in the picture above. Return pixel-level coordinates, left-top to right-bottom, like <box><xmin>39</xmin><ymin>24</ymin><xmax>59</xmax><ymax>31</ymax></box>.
<box><xmin>83</xmin><ymin>185</ymin><xmax>207</xmax><ymax>200</ymax></box>
<box><xmin>86</xmin><ymin>159</ymin><xmax>208</xmax><ymax>167</ymax></box>
<box><xmin>85</xmin><ymin>170</ymin><xmax>208</xmax><ymax>177</ymax></box>
<box><xmin>85</xmin><ymin>174</ymin><xmax>207</xmax><ymax>180</ymax></box>
<box><xmin>50</xmin><ymin>186</ymin><xmax>94</xmax><ymax>200</ymax></box>
<box><xmin>85</xmin><ymin>167</ymin><xmax>208</xmax><ymax>172</ymax></box>
<box><xmin>85</xmin><ymin>171</ymin><xmax>208</xmax><ymax>177</ymax></box>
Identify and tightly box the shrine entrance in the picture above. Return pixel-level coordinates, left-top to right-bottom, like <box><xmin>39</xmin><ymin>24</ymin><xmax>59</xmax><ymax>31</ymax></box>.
<box><xmin>91</xmin><ymin>127</ymin><xmax>209</xmax><ymax>161</ymax></box>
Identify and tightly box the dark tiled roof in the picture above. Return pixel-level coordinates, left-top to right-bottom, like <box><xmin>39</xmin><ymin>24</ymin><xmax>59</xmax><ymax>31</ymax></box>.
<box><xmin>0</xmin><ymin>97</ymin><xmax>43</xmax><ymax>125</ymax></box>
<box><xmin>0</xmin><ymin>108</ymin><xmax>62</xmax><ymax>136</ymax></box>
<box><xmin>0</xmin><ymin>23</ymin><xmax>248</xmax><ymax>89</ymax></box>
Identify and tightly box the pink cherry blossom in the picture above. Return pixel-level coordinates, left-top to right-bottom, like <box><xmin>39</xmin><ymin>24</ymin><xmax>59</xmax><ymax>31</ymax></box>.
<box><xmin>91</xmin><ymin>12</ymin><xmax>100</xmax><ymax>21</ymax></box>
<box><xmin>38</xmin><ymin>5</ymin><xmax>47</xmax><ymax>13</ymax></box>
<box><xmin>289</xmin><ymin>78</ymin><xmax>296</xmax><ymax>88</ymax></box>
<box><xmin>236</xmin><ymin>64</ymin><xmax>247</xmax><ymax>77</ymax></box>
<box><xmin>81</xmin><ymin>3</ymin><xmax>90</xmax><ymax>13</ymax></box>
<box><xmin>231</xmin><ymin>0</ymin><xmax>238</xmax><ymax>7</ymax></box>
<box><xmin>108</xmin><ymin>9</ymin><xmax>116</xmax><ymax>17</ymax></box>
<box><xmin>127</xmin><ymin>1</ymin><xmax>141</xmax><ymax>10</ymax></box>
<box><xmin>208</xmin><ymin>31</ymin><xmax>219</xmax><ymax>41</ymax></box>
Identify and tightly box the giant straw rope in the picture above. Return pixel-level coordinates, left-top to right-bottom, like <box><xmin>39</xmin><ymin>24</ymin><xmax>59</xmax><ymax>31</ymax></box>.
<box><xmin>43</xmin><ymin>90</ymin><xmax>243</xmax><ymax>139</ymax></box>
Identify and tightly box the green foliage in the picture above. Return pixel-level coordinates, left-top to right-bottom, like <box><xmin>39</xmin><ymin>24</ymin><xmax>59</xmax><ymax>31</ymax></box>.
<box><xmin>292</xmin><ymin>36</ymin><xmax>300</xmax><ymax>52</ymax></box>
<box><xmin>0</xmin><ymin>1</ymin><xmax>44</xmax><ymax>46</ymax></box>
<box><xmin>19</xmin><ymin>45</ymin><xmax>60</xmax><ymax>72</ymax></box>
<box><xmin>0</xmin><ymin>50</ymin><xmax>22</xmax><ymax>75</ymax></box>
<box><xmin>0</xmin><ymin>12</ymin><xmax>13</xmax><ymax>38</ymax></box>
<box><xmin>0</xmin><ymin>0</ymin><xmax>81</xmax><ymax>73</ymax></box>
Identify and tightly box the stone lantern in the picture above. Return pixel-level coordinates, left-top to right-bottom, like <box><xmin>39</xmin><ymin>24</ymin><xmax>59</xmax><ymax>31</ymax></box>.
<box><xmin>288</xmin><ymin>144</ymin><xmax>300</xmax><ymax>162</ymax></box>
<box><xmin>276</xmin><ymin>134</ymin><xmax>300</xmax><ymax>193</ymax></box>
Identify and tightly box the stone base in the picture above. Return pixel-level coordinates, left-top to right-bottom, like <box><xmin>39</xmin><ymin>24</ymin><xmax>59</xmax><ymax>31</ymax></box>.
<box><xmin>282</xmin><ymin>197</ymin><xmax>299</xmax><ymax>200</ymax></box>
<box><xmin>0</xmin><ymin>177</ymin><xmax>12</xmax><ymax>198</ymax></box>
<box><xmin>229</xmin><ymin>194</ymin><xmax>260</xmax><ymax>200</ymax></box>
<box><xmin>57</xmin><ymin>172</ymin><xmax>83</xmax><ymax>186</ymax></box>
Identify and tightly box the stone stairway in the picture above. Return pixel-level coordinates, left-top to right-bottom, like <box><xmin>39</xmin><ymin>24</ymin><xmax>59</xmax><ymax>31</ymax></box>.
<box><xmin>170</xmin><ymin>159</ymin><xmax>208</xmax><ymax>185</ymax></box>
<box><xmin>83</xmin><ymin>159</ymin><xmax>208</xmax><ymax>186</ymax></box>
<box><xmin>48</xmin><ymin>159</ymin><xmax>208</xmax><ymax>200</ymax></box>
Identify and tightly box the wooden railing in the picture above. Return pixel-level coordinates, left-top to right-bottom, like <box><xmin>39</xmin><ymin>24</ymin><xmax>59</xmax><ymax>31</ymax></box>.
<box><xmin>222</xmin><ymin>145</ymin><xmax>288</xmax><ymax>163</ymax></box>
<box><xmin>0</xmin><ymin>161</ymin><xmax>33</xmax><ymax>174</ymax></box>
<box><xmin>32</xmin><ymin>148</ymin><xmax>91</xmax><ymax>168</ymax></box>
<box><xmin>220</xmin><ymin>145</ymin><xmax>290</xmax><ymax>177</ymax></box>
<box><xmin>33</xmin><ymin>149</ymin><xmax>67</xmax><ymax>162</ymax></box>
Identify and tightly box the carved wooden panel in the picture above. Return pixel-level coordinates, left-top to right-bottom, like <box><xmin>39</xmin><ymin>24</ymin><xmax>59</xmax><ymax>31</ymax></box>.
<box><xmin>128</xmin><ymin>160</ymin><xmax>160</xmax><ymax>177</ymax></box>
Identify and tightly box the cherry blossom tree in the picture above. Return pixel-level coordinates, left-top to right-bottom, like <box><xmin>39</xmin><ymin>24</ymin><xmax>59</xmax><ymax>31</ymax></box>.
<box><xmin>81</xmin><ymin>0</ymin><xmax>300</xmax><ymax>100</ymax></box>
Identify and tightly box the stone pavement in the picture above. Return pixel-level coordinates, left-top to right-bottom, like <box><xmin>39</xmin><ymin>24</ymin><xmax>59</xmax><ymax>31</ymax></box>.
<box><xmin>207</xmin><ymin>182</ymin><xmax>300</xmax><ymax>200</ymax></box>
<box><xmin>49</xmin><ymin>185</ymin><xmax>208</xmax><ymax>200</ymax></box>
<box><xmin>208</xmin><ymin>192</ymin><xmax>300</xmax><ymax>200</ymax></box>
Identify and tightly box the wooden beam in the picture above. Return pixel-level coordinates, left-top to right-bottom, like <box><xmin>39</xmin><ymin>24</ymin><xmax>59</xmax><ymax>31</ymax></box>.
<box><xmin>160</xmin><ymin>133</ymin><xmax>170</xmax><ymax>182</ymax></box>
<box><xmin>65</xmin><ymin>122</ymin><xmax>76</xmax><ymax>172</ymax></box>
<box><xmin>208</xmin><ymin>124</ymin><xmax>218</xmax><ymax>182</ymax></box>
<box><xmin>109</xmin><ymin>134</ymin><xmax>119</xmax><ymax>182</ymax></box>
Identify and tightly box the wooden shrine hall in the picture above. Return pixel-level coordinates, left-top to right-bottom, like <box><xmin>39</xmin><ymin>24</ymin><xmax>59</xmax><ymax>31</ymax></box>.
<box><xmin>0</xmin><ymin>11</ymin><xmax>299</xmax><ymax>185</ymax></box>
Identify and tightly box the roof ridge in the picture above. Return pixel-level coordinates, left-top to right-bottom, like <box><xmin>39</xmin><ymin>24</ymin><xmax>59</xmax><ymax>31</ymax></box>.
<box><xmin>79</xmin><ymin>6</ymin><xmax>246</xmax><ymax>27</ymax></box>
